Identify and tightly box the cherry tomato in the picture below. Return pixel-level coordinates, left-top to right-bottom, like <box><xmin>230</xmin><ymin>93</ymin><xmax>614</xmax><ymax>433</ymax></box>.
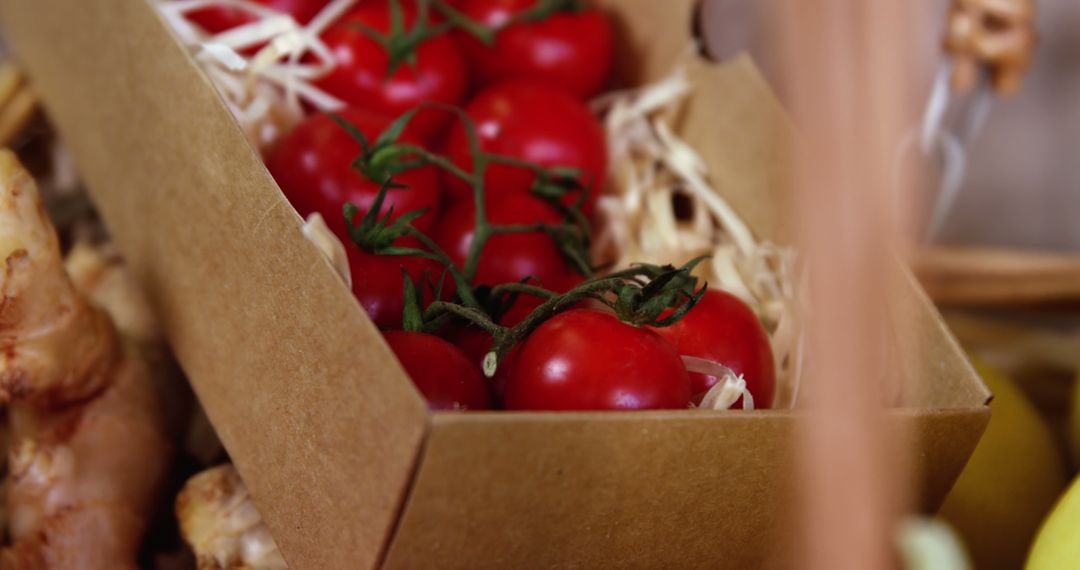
<box><xmin>188</xmin><ymin>0</ymin><xmax>329</xmax><ymax>34</ymax></box>
<box><xmin>455</xmin><ymin>0</ymin><xmax>614</xmax><ymax>99</ymax></box>
<box><xmin>448</xmin><ymin>295</ymin><xmax>554</xmax><ymax>406</ymax></box>
<box><xmin>441</xmin><ymin>81</ymin><xmax>607</xmax><ymax>214</ymax></box>
<box><xmin>504</xmin><ymin>309</ymin><xmax>691</xmax><ymax>410</ymax></box>
<box><xmin>267</xmin><ymin>108</ymin><xmax>442</xmax><ymax>238</ymax></box>
<box><xmin>449</xmin><ymin>295</ymin><xmax>540</xmax><ymax>366</ymax></box>
<box><xmin>315</xmin><ymin>3</ymin><xmax>468</xmax><ymax>140</ymax></box>
<box><xmin>348</xmin><ymin>244</ymin><xmax>443</xmax><ymax>330</ymax></box>
<box><xmin>451</xmin><ymin>325</ymin><xmax>495</xmax><ymax>369</ymax></box>
<box><xmin>383</xmin><ymin>331</ymin><xmax>492</xmax><ymax>410</ymax></box>
<box><xmin>652</xmin><ymin>289</ymin><xmax>776</xmax><ymax>408</ymax></box>
<box><xmin>434</xmin><ymin>194</ymin><xmax>582</xmax><ymax>292</ymax></box>
<box><xmin>449</xmin><ymin>324</ymin><xmax>520</xmax><ymax>407</ymax></box>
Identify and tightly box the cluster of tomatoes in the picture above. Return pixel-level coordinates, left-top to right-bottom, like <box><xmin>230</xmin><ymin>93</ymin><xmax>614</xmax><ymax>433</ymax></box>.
<box><xmin>192</xmin><ymin>0</ymin><xmax>776</xmax><ymax>412</ymax></box>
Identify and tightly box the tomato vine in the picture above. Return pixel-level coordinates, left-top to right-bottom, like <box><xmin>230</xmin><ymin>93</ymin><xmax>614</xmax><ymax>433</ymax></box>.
<box><xmin>352</xmin><ymin>0</ymin><xmax>585</xmax><ymax>74</ymax></box>
<box><xmin>337</xmin><ymin>103</ymin><xmax>707</xmax><ymax>377</ymax></box>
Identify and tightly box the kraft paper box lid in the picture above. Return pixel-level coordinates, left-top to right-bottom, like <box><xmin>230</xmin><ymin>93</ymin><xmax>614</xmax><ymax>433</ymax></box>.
<box><xmin>0</xmin><ymin>0</ymin><xmax>990</xmax><ymax>567</ymax></box>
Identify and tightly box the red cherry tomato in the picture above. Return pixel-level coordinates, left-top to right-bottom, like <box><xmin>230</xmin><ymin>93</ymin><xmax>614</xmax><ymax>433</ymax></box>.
<box><xmin>652</xmin><ymin>290</ymin><xmax>776</xmax><ymax>408</ymax></box>
<box><xmin>315</xmin><ymin>3</ymin><xmax>468</xmax><ymax>140</ymax></box>
<box><xmin>434</xmin><ymin>195</ymin><xmax>582</xmax><ymax>291</ymax></box>
<box><xmin>449</xmin><ymin>295</ymin><xmax>540</xmax><ymax>365</ymax></box>
<box><xmin>487</xmin><ymin>344</ymin><xmax>519</xmax><ymax>404</ymax></box>
<box><xmin>441</xmin><ymin>81</ymin><xmax>607</xmax><ymax>214</ymax></box>
<box><xmin>449</xmin><ymin>295</ymin><xmax>544</xmax><ymax>405</ymax></box>
<box><xmin>188</xmin><ymin>0</ymin><xmax>329</xmax><ymax>34</ymax></box>
<box><xmin>348</xmin><ymin>244</ymin><xmax>443</xmax><ymax>330</ymax></box>
<box><xmin>267</xmin><ymin>108</ymin><xmax>441</xmax><ymax>238</ymax></box>
<box><xmin>449</xmin><ymin>324</ymin><xmax>520</xmax><ymax>407</ymax></box>
<box><xmin>505</xmin><ymin>309</ymin><xmax>691</xmax><ymax>410</ymax></box>
<box><xmin>455</xmin><ymin>0</ymin><xmax>614</xmax><ymax>99</ymax></box>
<box><xmin>383</xmin><ymin>331</ymin><xmax>492</xmax><ymax>410</ymax></box>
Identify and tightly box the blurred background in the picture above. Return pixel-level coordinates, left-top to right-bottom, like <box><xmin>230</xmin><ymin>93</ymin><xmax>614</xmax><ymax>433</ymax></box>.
<box><xmin>699</xmin><ymin>1</ymin><xmax>1080</xmax><ymax>568</ymax></box>
<box><xmin>702</xmin><ymin>0</ymin><xmax>1080</xmax><ymax>249</ymax></box>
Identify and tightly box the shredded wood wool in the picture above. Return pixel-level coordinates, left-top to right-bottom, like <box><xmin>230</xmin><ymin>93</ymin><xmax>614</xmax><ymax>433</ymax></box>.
<box><xmin>157</xmin><ymin>0</ymin><xmax>358</xmax><ymax>153</ymax></box>
<box><xmin>590</xmin><ymin>60</ymin><xmax>802</xmax><ymax>409</ymax></box>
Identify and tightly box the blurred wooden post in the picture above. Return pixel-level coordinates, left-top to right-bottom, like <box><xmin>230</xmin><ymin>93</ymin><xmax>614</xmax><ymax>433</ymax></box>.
<box><xmin>779</xmin><ymin>2</ymin><xmax>922</xmax><ymax>568</ymax></box>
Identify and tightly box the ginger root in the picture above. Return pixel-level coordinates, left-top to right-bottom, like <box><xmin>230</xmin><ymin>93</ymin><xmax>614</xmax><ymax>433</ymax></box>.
<box><xmin>64</xmin><ymin>242</ymin><xmax>162</xmax><ymax>348</ymax></box>
<box><xmin>0</xmin><ymin>155</ymin><xmax>114</xmax><ymax>408</ymax></box>
<box><xmin>176</xmin><ymin>464</ymin><xmax>285</xmax><ymax>570</ymax></box>
<box><xmin>0</xmin><ymin>150</ymin><xmax>170</xmax><ymax>568</ymax></box>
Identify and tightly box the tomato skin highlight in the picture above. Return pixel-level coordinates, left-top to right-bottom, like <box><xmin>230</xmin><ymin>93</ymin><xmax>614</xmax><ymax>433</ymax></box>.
<box><xmin>505</xmin><ymin>309</ymin><xmax>692</xmax><ymax>411</ymax></box>
<box><xmin>188</xmin><ymin>0</ymin><xmax>329</xmax><ymax>34</ymax></box>
<box><xmin>384</xmin><ymin>331</ymin><xmax>492</xmax><ymax>410</ymax></box>
<box><xmin>652</xmin><ymin>290</ymin><xmax>776</xmax><ymax>408</ymax></box>
<box><xmin>455</xmin><ymin>0</ymin><xmax>614</xmax><ymax>99</ymax></box>
<box><xmin>267</xmin><ymin>108</ymin><xmax>442</xmax><ymax>238</ymax></box>
<box><xmin>315</xmin><ymin>3</ymin><xmax>468</xmax><ymax>140</ymax></box>
<box><xmin>441</xmin><ymin>81</ymin><xmax>607</xmax><ymax>214</ymax></box>
<box><xmin>434</xmin><ymin>195</ymin><xmax>581</xmax><ymax>292</ymax></box>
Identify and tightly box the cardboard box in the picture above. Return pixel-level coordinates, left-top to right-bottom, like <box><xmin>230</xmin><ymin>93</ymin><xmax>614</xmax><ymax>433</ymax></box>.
<box><xmin>0</xmin><ymin>0</ymin><xmax>991</xmax><ymax>567</ymax></box>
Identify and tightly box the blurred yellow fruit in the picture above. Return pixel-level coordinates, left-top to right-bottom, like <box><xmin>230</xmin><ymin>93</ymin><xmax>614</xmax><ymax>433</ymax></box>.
<box><xmin>939</xmin><ymin>358</ymin><xmax>1068</xmax><ymax>570</ymax></box>
<box><xmin>1070</xmin><ymin>370</ymin><xmax>1080</xmax><ymax>466</ymax></box>
<box><xmin>1026</xmin><ymin>476</ymin><xmax>1080</xmax><ymax>569</ymax></box>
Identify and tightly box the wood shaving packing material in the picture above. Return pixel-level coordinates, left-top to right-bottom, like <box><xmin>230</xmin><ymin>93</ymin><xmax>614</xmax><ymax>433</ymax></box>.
<box><xmin>156</xmin><ymin>0</ymin><xmax>358</xmax><ymax>153</ymax></box>
<box><xmin>592</xmin><ymin>57</ymin><xmax>803</xmax><ymax>409</ymax></box>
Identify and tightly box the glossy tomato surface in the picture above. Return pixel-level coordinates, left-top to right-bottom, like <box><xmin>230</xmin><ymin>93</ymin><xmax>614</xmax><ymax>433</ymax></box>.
<box><xmin>447</xmin><ymin>295</ymin><xmax>542</xmax><ymax>403</ymax></box>
<box><xmin>455</xmin><ymin>0</ymin><xmax>614</xmax><ymax>99</ymax></box>
<box><xmin>652</xmin><ymin>289</ymin><xmax>776</xmax><ymax>407</ymax></box>
<box><xmin>348</xmin><ymin>243</ymin><xmax>443</xmax><ymax>330</ymax></box>
<box><xmin>316</xmin><ymin>3</ymin><xmax>468</xmax><ymax>140</ymax></box>
<box><xmin>188</xmin><ymin>0</ymin><xmax>329</xmax><ymax>34</ymax></box>
<box><xmin>505</xmin><ymin>309</ymin><xmax>691</xmax><ymax>411</ymax></box>
<box><xmin>267</xmin><ymin>108</ymin><xmax>441</xmax><ymax>238</ymax></box>
<box><xmin>384</xmin><ymin>331</ymin><xmax>492</xmax><ymax>410</ymax></box>
<box><xmin>447</xmin><ymin>325</ymin><xmax>516</xmax><ymax>406</ymax></box>
<box><xmin>441</xmin><ymin>81</ymin><xmax>606</xmax><ymax>213</ymax></box>
<box><xmin>434</xmin><ymin>195</ymin><xmax>582</xmax><ymax>292</ymax></box>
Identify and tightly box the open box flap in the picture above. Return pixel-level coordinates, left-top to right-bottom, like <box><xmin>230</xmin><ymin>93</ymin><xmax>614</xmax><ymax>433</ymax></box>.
<box><xmin>595</xmin><ymin>0</ymin><xmax>792</xmax><ymax>242</ymax></box>
<box><xmin>679</xmin><ymin>54</ymin><xmax>795</xmax><ymax>244</ymax></box>
<box><xmin>592</xmin><ymin>0</ymin><xmax>700</xmax><ymax>87</ymax></box>
<box><xmin>895</xmin><ymin>267</ymin><xmax>994</xmax><ymax>408</ymax></box>
<box><xmin>0</xmin><ymin>0</ymin><xmax>430</xmax><ymax>567</ymax></box>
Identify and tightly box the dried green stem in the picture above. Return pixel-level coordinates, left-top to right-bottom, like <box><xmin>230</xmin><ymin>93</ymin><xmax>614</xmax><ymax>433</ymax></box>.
<box><xmin>431</xmin><ymin>0</ymin><xmax>584</xmax><ymax>45</ymax></box>
<box><xmin>488</xmin><ymin>282</ymin><xmax>559</xmax><ymax>301</ymax></box>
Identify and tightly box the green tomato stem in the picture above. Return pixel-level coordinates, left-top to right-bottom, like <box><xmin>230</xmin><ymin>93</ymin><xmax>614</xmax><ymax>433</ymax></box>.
<box><xmin>488</xmin><ymin>282</ymin><xmax>559</xmax><ymax>300</ymax></box>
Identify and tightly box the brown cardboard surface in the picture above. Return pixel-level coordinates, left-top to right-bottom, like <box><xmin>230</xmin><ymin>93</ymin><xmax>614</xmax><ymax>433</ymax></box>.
<box><xmin>0</xmin><ymin>0</ymin><xmax>991</xmax><ymax>567</ymax></box>
<box><xmin>387</xmin><ymin>411</ymin><xmax>800</xmax><ymax>570</ymax></box>
<box><xmin>680</xmin><ymin>55</ymin><xmax>795</xmax><ymax>244</ymax></box>
<box><xmin>895</xmin><ymin>268</ymin><xmax>993</xmax><ymax>409</ymax></box>
<box><xmin>0</xmin><ymin>0</ymin><xmax>428</xmax><ymax>568</ymax></box>
<box><xmin>384</xmin><ymin>408</ymin><xmax>987</xmax><ymax>569</ymax></box>
<box><xmin>591</xmin><ymin>0</ymin><xmax>700</xmax><ymax>88</ymax></box>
